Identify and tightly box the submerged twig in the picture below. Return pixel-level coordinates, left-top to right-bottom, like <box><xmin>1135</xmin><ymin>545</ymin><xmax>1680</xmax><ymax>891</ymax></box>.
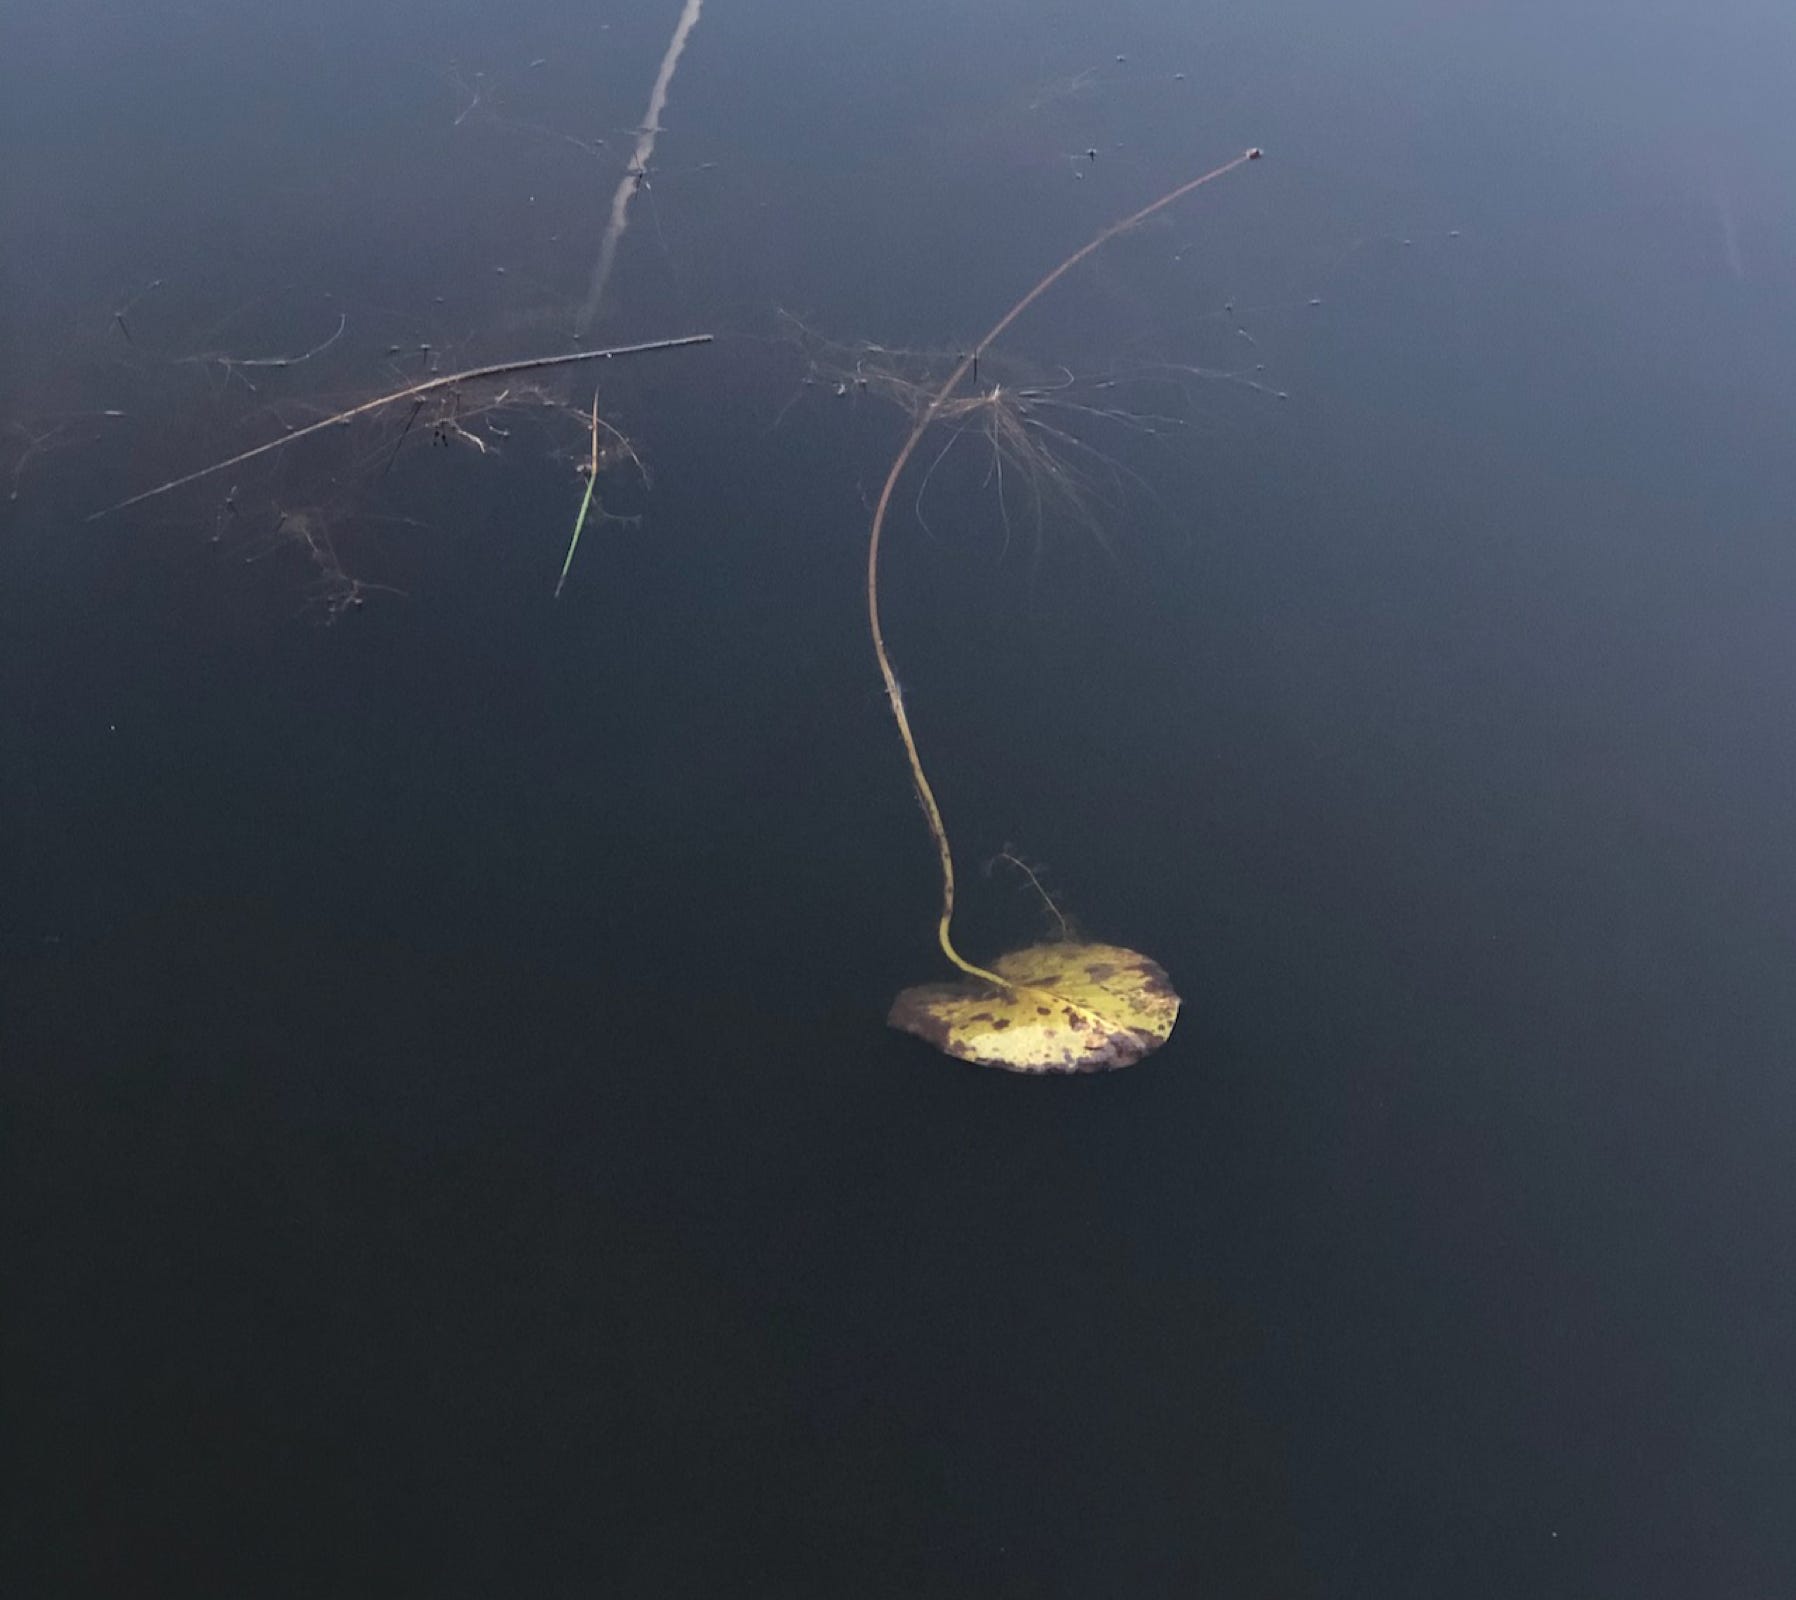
<box><xmin>89</xmin><ymin>333</ymin><xmax>711</xmax><ymax>520</ymax></box>
<box><xmin>110</xmin><ymin>277</ymin><xmax>164</xmax><ymax>347</ymax></box>
<box><xmin>384</xmin><ymin>398</ymin><xmax>426</xmax><ymax>475</ymax></box>
<box><xmin>180</xmin><ymin>311</ymin><xmax>347</xmax><ymax>374</ymax></box>
<box><xmin>574</xmin><ymin>0</ymin><xmax>706</xmax><ymax>333</ymax></box>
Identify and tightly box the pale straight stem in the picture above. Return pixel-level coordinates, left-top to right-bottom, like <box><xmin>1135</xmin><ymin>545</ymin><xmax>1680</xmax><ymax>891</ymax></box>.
<box><xmin>89</xmin><ymin>334</ymin><xmax>712</xmax><ymax>520</ymax></box>
<box><xmin>865</xmin><ymin>150</ymin><xmax>1260</xmax><ymax>981</ymax></box>
<box><xmin>574</xmin><ymin>0</ymin><xmax>706</xmax><ymax>334</ymax></box>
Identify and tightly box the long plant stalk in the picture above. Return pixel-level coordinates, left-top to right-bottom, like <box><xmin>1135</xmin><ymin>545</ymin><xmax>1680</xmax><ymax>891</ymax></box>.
<box><xmin>574</xmin><ymin>0</ymin><xmax>706</xmax><ymax>334</ymax></box>
<box><xmin>89</xmin><ymin>334</ymin><xmax>712</xmax><ymax>520</ymax></box>
<box><xmin>866</xmin><ymin>150</ymin><xmax>1261</xmax><ymax>985</ymax></box>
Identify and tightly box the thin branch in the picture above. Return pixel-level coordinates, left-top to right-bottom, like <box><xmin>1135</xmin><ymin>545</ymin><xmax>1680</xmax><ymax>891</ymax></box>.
<box><xmin>89</xmin><ymin>333</ymin><xmax>712</xmax><ymax>520</ymax></box>
<box><xmin>179</xmin><ymin>311</ymin><xmax>348</xmax><ymax>373</ymax></box>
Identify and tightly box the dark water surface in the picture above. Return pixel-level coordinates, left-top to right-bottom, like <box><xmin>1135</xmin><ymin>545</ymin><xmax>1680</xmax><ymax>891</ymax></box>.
<box><xmin>6</xmin><ymin>2</ymin><xmax>1796</xmax><ymax>1594</ymax></box>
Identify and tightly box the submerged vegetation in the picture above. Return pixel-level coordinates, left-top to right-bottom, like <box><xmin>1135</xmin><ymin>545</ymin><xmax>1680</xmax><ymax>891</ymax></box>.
<box><xmin>4</xmin><ymin>9</ymin><xmax>1268</xmax><ymax>1073</ymax></box>
<box><xmin>87</xmin><ymin>338</ymin><xmax>710</xmax><ymax>523</ymax></box>
<box><xmin>577</xmin><ymin>0</ymin><xmax>707</xmax><ymax>334</ymax></box>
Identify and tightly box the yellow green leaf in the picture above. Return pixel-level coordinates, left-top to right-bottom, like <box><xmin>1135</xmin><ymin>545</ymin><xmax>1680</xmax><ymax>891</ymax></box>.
<box><xmin>888</xmin><ymin>941</ymin><xmax>1179</xmax><ymax>1073</ymax></box>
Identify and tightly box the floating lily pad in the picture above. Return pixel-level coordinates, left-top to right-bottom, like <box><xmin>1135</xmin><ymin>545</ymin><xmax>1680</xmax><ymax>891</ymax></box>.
<box><xmin>888</xmin><ymin>941</ymin><xmax>1179</xmax><ymax>1073</ymax></box>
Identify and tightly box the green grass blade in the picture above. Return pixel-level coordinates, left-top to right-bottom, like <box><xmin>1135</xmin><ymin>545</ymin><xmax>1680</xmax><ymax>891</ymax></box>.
<box><xmin>554</xmin><ymin>391</ymin><xmax>602</xmax><ymax>598</ymax></box>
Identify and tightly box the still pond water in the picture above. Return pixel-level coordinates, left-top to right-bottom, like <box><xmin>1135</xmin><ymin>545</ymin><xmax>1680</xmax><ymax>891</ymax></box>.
<box><xmin>4</xmin><ymin>1</ymin><xmax>1795</xmax><ymax>1593</ymax></box>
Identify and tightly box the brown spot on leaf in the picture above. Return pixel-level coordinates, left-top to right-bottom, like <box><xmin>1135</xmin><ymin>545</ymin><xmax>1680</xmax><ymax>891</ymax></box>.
<box><xmin>1134</xmin><ymin>959</ymin><xmax>1177</xmax><ymax>998</ymax></box>
<box><xmin>887</xmin><ymin>987</ymin><xmax>955</xmax><ymax>1051</ymax></box>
